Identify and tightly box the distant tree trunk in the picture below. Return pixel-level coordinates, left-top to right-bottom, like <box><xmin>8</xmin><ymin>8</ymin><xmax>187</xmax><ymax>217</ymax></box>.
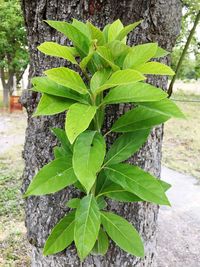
<box><xmin>1</xmin><ymin>68</ymin><xmax>14</xmax><ymax>107</ymax></box>
<box><xmin>21</xmin><ymin>1</ymin><xmax>181</xmax><ymax>266</ymax></box>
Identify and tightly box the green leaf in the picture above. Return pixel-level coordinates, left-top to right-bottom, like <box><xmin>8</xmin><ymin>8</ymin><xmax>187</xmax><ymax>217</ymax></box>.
<box><xmin>38</xmin><ymin>42</ymin><xmax>77</xmax><ymax>64</ymax></box>
<box><xmin>154</xmin><ymin>46</ymin><xmax>169</xmax><ymax>58</ymax></box>
<box><xmin>65</xmin><ymin>103</ymin><xmax>97</xmax><ymax>144</ymax></box>
<box><xmin>33</xmin><ymin>94</ymin><xmax>74</xmax><ymax>117</ymax></box>
<box><xmin>107</xmin><ymin>40</ymin><xmax>130</xmax><ymax>59</ymax></box>
<box><xmin>97</xmin><ymin>175</ymin><xmax>170</xmax><ymax>202</ymax></box>
<box><xmin>74</xmin><ymin>195</ymin><xmax>101</xmax><ymax>260</ymax></box>
<box><xmin>104</xmin><ymin>163</ymin><xmax>170</xmax><ymax>205</ymax></box>
<box><xmin>96</xmin><ymin>46</ymin><xmax>120</xmax><ymax>71</ymax></box>
<box><xmin>66</xmin><ymin>198</ymin><xmax>80</xmax><ymax>209</ymax></box>
<box><xmin>96</xmin><ymin>69</ymin><xmax>146</xmax><ymax>94</ymax></box>
<box><xmin>97</xmin><ymin>177</ymin><xmax>142</xmax><ymax>202</ymax></box>
<box><xmin>134</xmin><ymin>62</ymin><xmax>175</xmax><ymax>75</ymax></box>
<box><xmin>73</xmin><ymin>131</ymin><xmax>106</xmax><ymax>192</ymax></box>
<box><xmin>123</xmin><ymin>43</ymin><xmax>158</xmax><ymax>69</ymax></box>
<box><xmin>104</xmin><ymin>129</ymin><xmax>150</xmax><ymax>165</ymax></box>
<box><xmin>107</xmin><ymin>190</ymin><xmax>142</xmax><ymax>203</ymax></box>
<box><xmin>87</xmin><ymin>22</ymin><xmax>105</xmax><ymax>45</ymax></box>
<box><xmin>51</xmin><ymin>128</ymin><xmax>72</xmax><ymax>153</ymax></box>
<box><xmin>79</xmin><ymin>51</ymin><xmax>94</xmax><ymax>70</ymax></box>
<box><xmin>90</xmin><ymin>68</ymin><xmax>112</xmax><ymax>93</ymax></box>
<box><xmin>108</xmin><ymin>19</ymin><xmax>124</xmax><ymax>42</ymax></box>
<box><xmin>43</xmin><ymin>211</ymin><xmax>75</xmax><ymax>255</ymax></box>
<box><xmin>159</xmin><ymin>180</ymin><xmax>171</xmax><ymax>192</ymax></box>
<box><xmin>111</xmin><ymin>106</ymin><xmax>170</xmax><ymax>133</ymax></box>
<box><xmin>116</xmin><ymin>20</ymin><xmax>142</xmax><ymax>41</ymax></box>
<box><xmin>107</xmin><ymin>180</ymin><xmax>171</xmax><ymax>202</ymax></box>
<box><xmin>32</xmin><ymin>77</ymin><xmax>88</xmax><ymax>103</ymax></box>
<box><xmin>102</xmin><ymin>24</ymin><xmax>111</xmax><ymax>42</ymax></box>
<box><xmin>24</xmin><ymin>157</ymin><xmax>77</xmax><ymax>196</ymax></box>
<box><xmin>103</xmin><ymin>82</ymin><xmax>168</xmax><ymax>104</ymax></box>
<box><xmin>137</xmin><ymin>98</ymin><xmax>185</xmax><ymax>118</ymax></box>
<box><xmin>92</xmin><ymin>228</ymin><xmax>109</xmax><ymax>255</ymax></box>
<box><xmin>101</xmin><ymin>211</ymin><xmax>144</xmax><ymax>257</ymax></box>
<box><xmin>45</xmin><ymin>20</ymin><xmax>90</xmax><ymax>56</ymax></box>
<box><xmin>97</xmin><ymin>197</ymin><xmax>107</xmax><ymax>210</ymax></box>
<box><xmin>44</xmin><ymin>67</ymin><xmax>88</xmax><ymax>95</ymax></box>
<box><xmin>53</xmin><ymin>146</ymin><xmax>68</xmax><ymax>159</ymax></box>
<box><xmin>72</xmin><ymin>18</ymin><xmax>91</xmax><ymax>39</ymax></box>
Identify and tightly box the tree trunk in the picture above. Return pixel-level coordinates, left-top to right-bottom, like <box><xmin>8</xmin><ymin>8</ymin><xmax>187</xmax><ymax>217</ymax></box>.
<box><xmin>21</xmin><ymin>1</ymin><xmax>181</xmax><ymax>266</ymax></box>
<box><xmin>1</xmin><ymin>68</ymin><xmax>14</xmax><ymax>107</ymax></box>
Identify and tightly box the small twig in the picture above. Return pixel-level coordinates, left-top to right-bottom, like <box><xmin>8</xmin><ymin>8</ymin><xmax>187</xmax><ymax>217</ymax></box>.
<box><xmin>168</xmin><ymin>11</ymin><xmax>200</xmax><ymax>97</ymax></box>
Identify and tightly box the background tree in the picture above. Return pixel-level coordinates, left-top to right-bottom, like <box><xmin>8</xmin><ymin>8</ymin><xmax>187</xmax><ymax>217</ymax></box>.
<box><xmin>21</xmin><ymin>0</ymin><xmax>181</xmax><ymax>266</ymax></box>
<box><xmin>171</xmin><ymin>0</ymin><xmax>200</xmax><ymax>80</ymax></box>
<box><xmin>0</xmin><ymin>0</ymin><xmax>29</xmax><ymax>107</ymax></box>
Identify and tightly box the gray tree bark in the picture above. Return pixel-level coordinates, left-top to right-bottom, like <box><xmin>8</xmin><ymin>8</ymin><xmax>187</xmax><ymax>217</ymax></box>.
<box><xmin>21</xmin><ymin>1</ymin><xmax>182</xmax><ymax>266</ymax></box>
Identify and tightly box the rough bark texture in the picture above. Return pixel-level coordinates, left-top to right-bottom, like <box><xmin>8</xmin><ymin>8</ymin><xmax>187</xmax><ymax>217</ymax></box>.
<box><xmin>21</xmin><ymin>1</ymin><xmax>182</xmax><ymax>266</ymax></box>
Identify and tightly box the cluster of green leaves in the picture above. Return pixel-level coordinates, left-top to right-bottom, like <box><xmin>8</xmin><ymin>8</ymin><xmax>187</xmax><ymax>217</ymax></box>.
<box><xmin>24</xmin><ymin>19</ymin><xmax>184</xmax><ymax>261</ymax></box>
<box><xmin>0</xmin><ymin>0</ymin><xmax>29</xmax><ymax>82</ymax></box>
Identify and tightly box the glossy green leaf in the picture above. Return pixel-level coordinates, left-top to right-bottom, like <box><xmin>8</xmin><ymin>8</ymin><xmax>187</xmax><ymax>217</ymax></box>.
<box><xmin>32</xmin><ymin>77</ymin><xmax>87</xmax><ymax>103</ymax></box>
<box><xmin>103</xmin><ymin>82</ymin><xmax>168</xmax><ymax>104</ymax></box>
<box><xmin>159</xmin><ymin>180</ymin><xmax>171</xmax><ymax>192</ymax></box>
<box><xmin>97</xmin><ymin>178</ymin><xmax>142</xmax><ymax>202</ymax></box>
<box><xmin>96</xmin><ymin>46</ymin><xmax>120</xmax><ymax>71</ymax></box>
<box><xmin>65</xmin><ymin>103</ymin><xmax>97</xmax><ymax>144</ymax></box>
<box><xmin>66</xmin><ymin>198</ymin><xmax>80</xmax><ymax>209</ymax></box>
<box><xmin>96</xmin><ymin>69</ymin><xmax>145</xmax><ymax>93</ymax></box>
<box><xmin>123</xmin><ymin>43</ymin><xmax>158</xmax><ymax>69</ymax></box>
<box><xmin>73</xmin><ymin>131</ymin><xmax>106</xmax><ymax>192</ymax></box>
<box><xmin>107</xmin><ymin>190</ymin><xmax>142</xmax><ymax>203</ymax></box>
<box><xmin>116</xmin><ymin>21</ymin><xmax>142</xmax><ymax>41</ymax></box>
<box><xmin>104</xmin><ymin>129</ymin><xmax>150</xmax><ymax>165</ymax></box>
<box><xmin>107</xmin><ymin>40</ymin><xmax>130</xmax><ymax>59</ymax></box>
<box><xmin>134</xmin><ymin>62</ymin><xmax>175</xmax><ymax>75</ymax></box>
<box><xmin>108</xmin><ymin>19</ymin><xmax>124</xmax><ymax>42</ymax></box>
<box><xmin>45</xmin><ymin>20</ymin><xmax>90</xmax><ymax>55</ymax></box>
<box><xmin>92</xmin><ymin>228</ymin><xmax>109</xmax><ymax>255</ymax></box>
<box><xmin>97</xmin><ymin>197</ymin><xmax>107</xmax><ymax>210</ymax></box>
<box><xmin>38</xmin><ymin>42</ymin><xmax>77</xmax><ymax>64</ymax></box>
<box><xmin>104</xmin><ymin>163</ymin><xmax>170</xmax><ymax>205</ymax></box>
<box><xmin>72</xmin><ymin>18</ymin><xmax>91</xmax><ymax>39</ymax></box>
<box><xmin>24</xmin><ymin>157</ymin><xmax>77</xmax><ymax>196</ymax></box>
<box><xmin>74</xmin><ymin>195</ymin><xmax>101</xmax><ymax>260</ymax></box>
<box><xmin>154</xmin><ymin>46</ymin><xmax>169</xmax><ymax>58</ymax></box>
<box><xmin>79</xmin><ymin>51</ymin><xmax>94</xmax><ymax>70</ymax></box>
<box><xmin>90</xmin><ymin>68</ymin><xmax>112</xmax><ymax>93</ymax></box>
<box><xmin>43</xmin><ymin>211</ymin><xmax>75</xmax><ymax>255</ymax></box>
<box><xmin>44</xmin><ymin>67</ymin><xmax>88</xmax><ymax>94</ymax></box>
<box><xmin>101</xmin><ymin>211</ymin><xmax>144</xmax><ymax>257</ymax></box>
<box><xmin>111</xmin><ymin>106</ymin><xmax>170</xmax><ymax>133</ymax></box>
<box><xmin>33</xmin><ymin>94</ymin><xmax>74</xmax><ymax>117</ymax></box>
<box><xmin>53</xmin><ymin>146</ymin><xmax>68</xmax><ymax>159</ymax></box>
<box><xmin>107</xmin><ymin>180</ymin><xmax>171</xmax><ymax>202</ymax></box>
<box><xmin>137</xmin><ymin>98</ymin><xmax>185</xmax><ymax>118</ymax></box>
<box><xmin>102</xmin><ymin>24</ymin><xmax>111</xmax><ymax>42</ymax></box>
<box><xmin>51</xmin><ymin>128</ymin><xmax>72</xmax><ymax>153</ymax></box>
<box><xmin>97</xmin><ymin>175</ymin><xmax>170</xmax><ymax>202</ymax></box>
<box><xmin>87</xmin><ymin>22</ymin><xmax>105</xmax><ymax>45</ymax></box>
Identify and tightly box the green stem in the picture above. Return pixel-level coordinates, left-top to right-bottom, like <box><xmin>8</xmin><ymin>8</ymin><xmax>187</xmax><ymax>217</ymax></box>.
<box><xmin>168</xmin><ymin>11</ymin><xmax>200</xmax><ymax>97</ymax></box>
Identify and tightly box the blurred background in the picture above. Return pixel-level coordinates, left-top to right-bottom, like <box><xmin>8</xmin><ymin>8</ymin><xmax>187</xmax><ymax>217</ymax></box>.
<box><xmin>0</xmin><ymin>0</ymin><xmax>199</xmax><ymax>266</ymax></box>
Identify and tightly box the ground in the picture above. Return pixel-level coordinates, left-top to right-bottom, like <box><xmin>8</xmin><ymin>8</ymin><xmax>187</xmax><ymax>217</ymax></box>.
<box><xmin>0</xmin><ymin>113</ymin><xmax>30</xmax><ymax>266</ymax></box>
<box><xmin>0</xmin><ymin>87</ymin><xmax>199</xmax><ymax>266</ymax></box>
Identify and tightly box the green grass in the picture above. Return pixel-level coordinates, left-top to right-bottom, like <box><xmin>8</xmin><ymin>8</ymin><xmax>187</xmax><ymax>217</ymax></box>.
<box><xmin>162</xmin><ymin>93</ymin><xmax>200</xmax><ymax>179</ymax></box>
<box><xmin>0</xmin><ymin>114</ymin><xmax>30</xmax><ymax>267</ymax></box>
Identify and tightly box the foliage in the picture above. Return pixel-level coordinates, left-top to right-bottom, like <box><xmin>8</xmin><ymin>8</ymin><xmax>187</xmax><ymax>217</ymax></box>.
<box><xmin>171</xmin><ymin>0</ymin><xmax>200</xmax><ymax>80</ymax></box>
<box><xmin>0</xmin><ymin>0</ymin><xmax>28</xmax><ymax>84</ymax></box>
<box><xmin>24</xmin><ymin>19</ymin><xmax>184</xmax><ymax>261</ymax></box>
